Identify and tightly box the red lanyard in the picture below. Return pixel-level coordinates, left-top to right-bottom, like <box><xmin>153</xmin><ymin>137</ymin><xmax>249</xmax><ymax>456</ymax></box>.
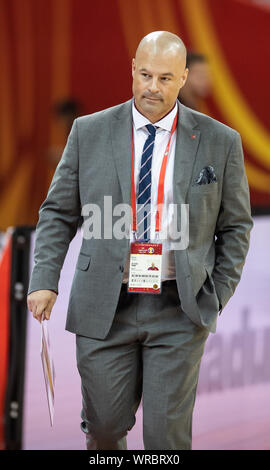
<box><xmin>131</xmin><ymin>110</ymin><xmax>178</xmax><ymax>235</ymax></box>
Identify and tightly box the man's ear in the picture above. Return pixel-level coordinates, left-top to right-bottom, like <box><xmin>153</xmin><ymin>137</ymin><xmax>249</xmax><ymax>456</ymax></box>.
<box><xmin>181</xmin><ymin>68</ymin><xmax>189</xmax><ymax>87</ymax></box>
<box><xmin>132</xmin><ymin>58</ymin><xmax>136</xmax><ymax>77</ymax></box>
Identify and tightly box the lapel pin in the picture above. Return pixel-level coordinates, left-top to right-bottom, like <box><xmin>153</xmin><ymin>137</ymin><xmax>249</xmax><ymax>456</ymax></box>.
<box><xmin>192</xmin><ymin>134</ymin><xmax>196</xmax><ymax>139</ymax></box>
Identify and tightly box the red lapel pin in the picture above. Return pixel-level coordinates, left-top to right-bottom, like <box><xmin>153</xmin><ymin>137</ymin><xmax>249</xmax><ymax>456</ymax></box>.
<box><xmin>192</xmin><ymin>134</ymin><xmax>196</xmax><ymax>139</ymax></box>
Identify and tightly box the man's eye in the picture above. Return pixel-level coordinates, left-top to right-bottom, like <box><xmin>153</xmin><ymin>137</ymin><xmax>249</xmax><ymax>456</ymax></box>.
<box><xmin>142</xmin><ymin>73</ymin><xmax>150</xmax><ymax>78</ymax></box>
<box><xmin>161</xmin><ymin>77</ymin><xmax>170</xmax><ymax>81</ymax></box>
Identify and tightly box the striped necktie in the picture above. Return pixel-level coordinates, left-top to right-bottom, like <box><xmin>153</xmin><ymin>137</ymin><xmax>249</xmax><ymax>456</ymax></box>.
<box><xmin>137</xmin><ymin>124</ymin><xmax>157</xmax><ymax>241</ymax></box>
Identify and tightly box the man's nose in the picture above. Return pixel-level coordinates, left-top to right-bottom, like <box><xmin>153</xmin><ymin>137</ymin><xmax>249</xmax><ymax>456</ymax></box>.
<box><xmin>148</xmin><ymin>77</ymin><xmax>159</xmax><ymax>94</ymax></box>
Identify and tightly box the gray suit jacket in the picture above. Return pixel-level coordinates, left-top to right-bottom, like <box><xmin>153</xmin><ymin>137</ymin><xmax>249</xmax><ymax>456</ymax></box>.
<box><xmin>28</xmin><ymin>99</ymin><xmax>253</xmax><ymax>337</ymax></box>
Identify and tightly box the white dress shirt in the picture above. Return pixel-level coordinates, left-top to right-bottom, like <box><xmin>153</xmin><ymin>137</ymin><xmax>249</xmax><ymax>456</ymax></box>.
<box><xmin>123</xmin><ymin>100</ymin><xmax>178</xmax><ymax>283</ymax></box>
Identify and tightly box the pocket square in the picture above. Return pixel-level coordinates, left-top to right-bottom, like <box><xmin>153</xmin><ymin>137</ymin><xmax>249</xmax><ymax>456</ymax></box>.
<box><xmin>194</xmin><ymin>165</ymin><xmax>217</xmax><ymax>185</ymax></box>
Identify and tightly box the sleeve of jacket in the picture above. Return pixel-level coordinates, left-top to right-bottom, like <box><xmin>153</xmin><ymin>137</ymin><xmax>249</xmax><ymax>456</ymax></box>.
<box><xmin>213</xmin><ymin>131</ymin><xmax>253</xmax><ymax>312</ymax></box>
<box><xmin>28</xmin><ymin>119</ymin><xmax>81</xmax><ymax>295</ymax></box>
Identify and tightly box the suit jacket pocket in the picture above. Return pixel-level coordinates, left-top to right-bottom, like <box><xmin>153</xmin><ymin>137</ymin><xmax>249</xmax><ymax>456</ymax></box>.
<box><xmin>190</xmin><ymin>182</ymin><xmax>218</xmax><ymax>194</ymax></box>
<box><xmin>76</xmin><ymin>252</ymin><xmax>91</xmax><ymax>271</ymax></box>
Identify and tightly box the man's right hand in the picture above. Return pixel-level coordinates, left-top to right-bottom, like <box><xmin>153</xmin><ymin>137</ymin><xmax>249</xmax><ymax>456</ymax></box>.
<box><xmin>27</xmin><ymin>290</ymin><xmax>58</xmax><ymax>323</ymax></box>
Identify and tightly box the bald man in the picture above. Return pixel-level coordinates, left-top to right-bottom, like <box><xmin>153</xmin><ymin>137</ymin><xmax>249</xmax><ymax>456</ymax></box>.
<box><xmin>27</xmin><ymin>31</ymin><xmax>253</xmax><ymax>450</ymax></box>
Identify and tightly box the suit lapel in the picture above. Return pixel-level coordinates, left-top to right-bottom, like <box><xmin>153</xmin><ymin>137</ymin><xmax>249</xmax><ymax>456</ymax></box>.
<box><xmin>110</xmin><ymin>100</ymin><xmax>201</xmax><ymax>206</ymax></box>
<box><xmin>173</xmin><ymin>103</ymin><xmax>201</xmax><ymax>203</ymax></box>
<box><xmin>110</xmin><ymin>100</ymin><xmax>133</xmax><ymax>205</ymax></box>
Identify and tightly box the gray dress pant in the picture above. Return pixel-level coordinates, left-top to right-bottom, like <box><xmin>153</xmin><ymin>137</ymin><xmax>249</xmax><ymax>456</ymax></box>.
<box><xmin>76</xmin><ymin>280</ymin><xmax>209</xmax><ymax>450</ymax></box>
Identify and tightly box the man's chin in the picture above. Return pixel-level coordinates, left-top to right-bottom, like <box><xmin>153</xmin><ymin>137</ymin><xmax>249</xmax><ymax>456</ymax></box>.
<box><xmin>134</xmin><ymin>99</ymin><xmax>164</xmax><ymax>122</ymax></box>
<box><xmin>141</xmin><ymin>101</ymin><xmax>161</xmax><ymax>115</ymax></box>
<box><xmin>143</xmin><ymin>97</ymin><xmax>162</xmax><ymax>107</ymax></box>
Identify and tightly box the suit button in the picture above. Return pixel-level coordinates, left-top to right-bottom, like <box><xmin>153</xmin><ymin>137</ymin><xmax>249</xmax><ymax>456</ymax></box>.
<box><xmin>119</xmin><ymin>265</ymin><xmax>124</xmax><ymax>272</ymax></box>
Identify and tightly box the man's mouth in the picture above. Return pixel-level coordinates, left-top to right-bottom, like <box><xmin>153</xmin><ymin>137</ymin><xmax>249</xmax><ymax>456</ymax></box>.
<box><xmin>144</xmin><ymin>96</ymin><xmax>161</xmax><ymax>101</ymax></box>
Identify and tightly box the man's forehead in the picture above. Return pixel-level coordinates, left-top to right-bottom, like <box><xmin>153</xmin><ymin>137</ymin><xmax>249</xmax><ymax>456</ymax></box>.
<box><xmin>135</xmin><ymin>46</ymin><xmax>185</xmax><ymax>69</ymax></box>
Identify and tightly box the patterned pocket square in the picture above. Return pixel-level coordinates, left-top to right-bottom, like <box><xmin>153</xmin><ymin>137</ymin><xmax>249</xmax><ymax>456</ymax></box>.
<box><xmin>194</xmin><ymin>165</ymin><xmax>217</xmax><ymax>185</ymax></box>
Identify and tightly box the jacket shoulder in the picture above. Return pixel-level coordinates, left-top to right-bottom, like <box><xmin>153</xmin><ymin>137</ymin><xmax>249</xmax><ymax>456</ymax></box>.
<box><xmin>181</xmin><ymin>103</ymin><xmax>239</xmax><ymax>138</ymax></box>
<box><xmin>75</xmin><ymin>99</ymin><xmax>132</xmax><ymax>128</ymax></box>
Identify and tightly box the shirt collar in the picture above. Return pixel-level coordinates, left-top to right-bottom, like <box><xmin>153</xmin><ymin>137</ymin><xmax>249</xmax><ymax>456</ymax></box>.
<box><xmin>132</xmin><ymin>100</ymin><xmax>178</xmax><ymax>132</ymax></box>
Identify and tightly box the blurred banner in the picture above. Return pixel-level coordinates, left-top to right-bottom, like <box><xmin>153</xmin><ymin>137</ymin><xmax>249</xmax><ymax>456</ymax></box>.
<box><xmin>1</xmin><ymin>0</ymin><xmax>270</xmax><ymax>230</ymax></box>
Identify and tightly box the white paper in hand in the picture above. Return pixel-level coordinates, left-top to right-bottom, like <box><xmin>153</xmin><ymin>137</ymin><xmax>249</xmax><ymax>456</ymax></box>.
<box><xmin>40</xmin><ymin>319</ymin><xmax>56</xmax><ymax>426</ymax></box>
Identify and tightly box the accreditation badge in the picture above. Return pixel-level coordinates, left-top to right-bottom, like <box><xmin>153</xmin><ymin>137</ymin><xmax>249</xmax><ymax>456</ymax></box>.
<box><xmin>127</xmin><ymin>242</ymin><xmax>162</xmax><ymax>294</ymax></box>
